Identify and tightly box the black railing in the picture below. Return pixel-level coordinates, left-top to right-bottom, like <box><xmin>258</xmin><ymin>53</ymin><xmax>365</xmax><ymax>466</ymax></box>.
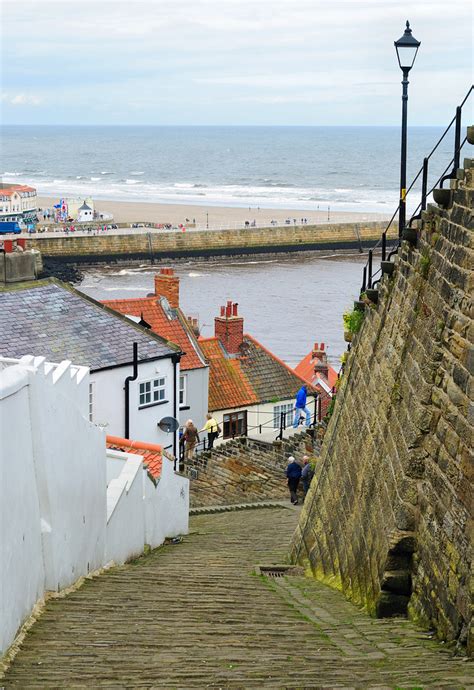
<box><xmin>360</xmin><ymin>84</ymin><xmax>473</xmax><ymax>296</ymax></box>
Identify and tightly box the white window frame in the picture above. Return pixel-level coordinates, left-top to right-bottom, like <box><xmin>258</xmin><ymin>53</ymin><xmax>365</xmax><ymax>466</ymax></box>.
<box><xmin>139</xmin><ymin>376</ymin><xmax>167</xmax><ymax>408</ymax></box>
<box><xmin>179</xmin><ymin>374</ymin><xmax>187</xmax><ymax>407</ymax></box>
<box><xmin>273</xmin><ymin>402</ymin><xmax>294</xmax><ymax>428</ymax></box>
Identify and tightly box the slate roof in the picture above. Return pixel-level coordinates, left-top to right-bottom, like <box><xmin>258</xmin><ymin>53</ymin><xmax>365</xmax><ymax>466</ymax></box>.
<box><xmin>103</xmin><ymin>296</ymin><xmax>207</xmax><ymax>371</ymax></box>
<box><xmin>106</xmin><ymin>435</ymin><xmax>163</xmax><ymax>482</ymax></box>
<box><xmin>0</xmin><ymin>279</ymin><xmax>180</xmax><ymax>371</ymax></box>
<box><xmin>199</xmin><ymin>334</ymin><xmax>315</xmax><ymax>411</ymax></box>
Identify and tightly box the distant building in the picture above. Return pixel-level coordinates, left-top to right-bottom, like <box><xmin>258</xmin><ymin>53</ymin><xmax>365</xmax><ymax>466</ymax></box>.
<box><xmin>294</xmin><ymin>342</ymin><xmax>339</xmax><ymax>420</ymax></box>
<box><xmin>55</xmin><ymin>196</ymin><xmax>94</xmax><ymax>222</ymax></box>
<box><xmin>77</xmin><ymin>200</ymin><xmax>94</xmax><ymax>222</ymax></box>
<box><xmin>103</xmin><ymin>268</ymin><xmax>209</xmax><ymax>430</ymax></box>
<box><xmin>199</xmin><ymin>301</ymin><xmax>316</xmax><ymax>440</ymax></box>
<box><xmin>0</xmin><ymin>183</ymin><xmax>37</xmax><ymax>224</ymax></box>
<box><xmin>0</xmin><ymin>278</ymin><xmax>182</xmax><ymax>453</ymax></box>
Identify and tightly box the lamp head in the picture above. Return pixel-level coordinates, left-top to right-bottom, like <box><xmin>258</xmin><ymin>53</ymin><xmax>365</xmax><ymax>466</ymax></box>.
<box><xmin>394</xmin><ymin>21</ymin><xmax>420</xmax><ymax>72</ymax></box>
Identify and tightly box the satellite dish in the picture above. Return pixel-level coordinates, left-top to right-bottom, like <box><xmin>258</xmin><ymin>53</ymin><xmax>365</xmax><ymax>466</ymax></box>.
<box><xmin>158</xmin><ymin>416</ymin><xmax>179</xmax><ymax>433</ymax></box>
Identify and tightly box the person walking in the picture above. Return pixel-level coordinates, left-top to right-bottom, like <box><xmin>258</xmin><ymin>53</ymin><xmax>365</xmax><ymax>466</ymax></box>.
<box><xmin>201</xmin><ymin>413</ymin><xmax>220</xmax><ymax>450</ymax></box>
<box><xmin>286</xmin><ymin>456</ymin><xmax>302</xmax><ymax>505</ymax></box>
<box><xmin>301</xmin><ymin>455</ymin><xmax>314</xmax><ymax>498</ymax></box>
<box><xmin>293</xmin><ymin>384</ymin><xmax>311</xmax><ymax>428</ymax></box>
<box><xmin>181</xmin><ymin>419</ymin><xmax>200</xmax><ymax>462</ymax></box>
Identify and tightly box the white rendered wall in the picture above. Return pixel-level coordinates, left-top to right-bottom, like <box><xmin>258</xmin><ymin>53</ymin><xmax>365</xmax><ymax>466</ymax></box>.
<box><xmin>91</xmin><ymin>357</ymin><xmax>178</xmax><ymax>451</ymax></box>
<box><xmin>0</xmin><ymin>355</ymin><xmax>189</xmax><ymax>658</ymax></box>
<box><xmin>0</xmin><ymin>366</ymin><xmax>45</xmax><ymax>656</ymax></box>
<box><xmin>105</xmin><ymin>453</ymin><xmax>145</xmax><ymax>565</ymax></box>
<box><xmin>178</xmin><ymin>366</ymin><xmax>209</xmax><ymax>430</ymax></box>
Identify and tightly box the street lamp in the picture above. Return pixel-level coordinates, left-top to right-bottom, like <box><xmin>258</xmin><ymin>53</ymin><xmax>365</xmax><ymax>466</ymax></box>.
<box><xmin>206</xmin><ymin>212</ymin><xmax>209</xmax><ymax>229</ymax></box>
<box><xmin>394</xmin><ymin>20</ymin><xmax>420</xmax><ymax>238</ymax></box>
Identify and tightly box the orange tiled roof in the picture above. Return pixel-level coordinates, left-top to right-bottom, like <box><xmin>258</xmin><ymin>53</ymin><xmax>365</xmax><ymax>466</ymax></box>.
<box><xmin>295</xmin><ymin>351</ymin><xmax>339</xmax><ymax>390</ymax></box>
<box><xmin>199</xmin><ymin>337</ymin><xmax>258</xmax><ymax>411</ymax></box>
<box><xmin>199</xmin><ymin>335</ymin><xmax>316</xmax><ymax>412</ymax></box>
<box><xmin>0</xmin><ymin>184</ymin><xmax>36</xmax><ymax>196</ymax></box>
<box><xmin>106</xmin><ymin>435</ymin><xmax>163</xmax><ymax>482</ymax></box>
<box><xmin>103</xmin><ymin>296</ymin><xmax>206</xmax><ymax>371</ymax></box>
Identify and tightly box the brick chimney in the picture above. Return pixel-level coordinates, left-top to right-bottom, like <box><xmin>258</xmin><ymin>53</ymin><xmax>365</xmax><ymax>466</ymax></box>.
<box><xmin>312</xmin><ymin>341</ymin><xmax>329</xmax><ymax>380</ymax></box>
<box><xmin>154</xmin><ymin>267</ymin><xmax>179</xmax><ymax>308</ymax></box>
<box><xmin>214</xmin><ymin>301</ymin><xmax>244</xmax><ymax>354</ymax></box>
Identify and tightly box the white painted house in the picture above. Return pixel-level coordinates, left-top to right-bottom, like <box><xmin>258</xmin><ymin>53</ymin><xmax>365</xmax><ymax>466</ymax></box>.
<box><xmin>77</xmin><ymin>200</ymin><xmax>94</xmax><ymax>222</ymax></box>
<box><xmin>0</xmin><ymin>354</ymin><xmax>189</xmax><ymax>657</ymax></box>
<box><xmin>0</xmin><ymin>278</ymin><xmax>182</xmax><ymax>455</ymax></box>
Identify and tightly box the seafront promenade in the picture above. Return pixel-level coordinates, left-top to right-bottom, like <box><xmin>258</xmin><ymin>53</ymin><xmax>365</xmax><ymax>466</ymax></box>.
<box><xmin>21</xmin><ymin>219</ymin><xmax>391</xmax><ymax>262</ymax></box>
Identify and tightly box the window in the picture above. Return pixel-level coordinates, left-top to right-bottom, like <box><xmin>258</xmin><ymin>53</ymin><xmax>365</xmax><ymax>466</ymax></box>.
<box><xmin>273</xmin><ymin>403</ymin><xmax>294</xmax><ymax>428</ymax></box>
<box><xmin>139</xmin><ymin>377</ymin><xmax>166</xmax><ymax>407</ymax></box>
<box><xmin>88</xmin><ymin>381</ymin><xmax>95</xmax><ymax>422</ymax></box>
<box><xmin>223</xmin><ymin>411</ymin><xmax>247</xmax><ymax>439</ymax></box>
<box><xmin>179</xmin><ymin>374</ymin><xmax>187</xmax><ymax>407</ymax></box>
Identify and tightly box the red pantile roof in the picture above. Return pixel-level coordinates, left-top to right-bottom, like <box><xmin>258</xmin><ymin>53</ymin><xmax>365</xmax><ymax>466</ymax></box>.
<box><xmin>103</xmin><ymin>296</ymin><xmax>206</xmax><ymax>371</ymax></box>
<box><xmin>0</xmin><ymin>184</ymin><xmax>36</xmax><ymax>196</ymax></box>
<box><xmin>106</xmin><ymin>435</ymin><xmax>163</xmax><ymax>482</ymax></box>
<box><xmin>294</xmin><ymin>351</ymin><xmax>339</xmax><ymax>390</ymax></box>
<box><xmin>199</xmin><ymin>334</ymin><xmax>315</xmax><ymax>412</ymax></box>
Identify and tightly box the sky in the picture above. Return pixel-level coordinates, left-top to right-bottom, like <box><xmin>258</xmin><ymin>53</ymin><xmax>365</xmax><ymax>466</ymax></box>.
<box><xmin>1</xmin><ymin>0</ymin><xmax>472</xmax><ymax>126</ymax></box>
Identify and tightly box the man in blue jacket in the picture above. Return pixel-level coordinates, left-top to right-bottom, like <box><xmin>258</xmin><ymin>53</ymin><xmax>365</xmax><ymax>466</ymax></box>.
<box><xmin>293</xmin><ymin>384</ymin><xmax>311</xmax><ymax>428</ymax></box>
<box><xmin>286</xmin><ymin>456</ymin><xmax>302</xmax><ymax>504</ymax></box>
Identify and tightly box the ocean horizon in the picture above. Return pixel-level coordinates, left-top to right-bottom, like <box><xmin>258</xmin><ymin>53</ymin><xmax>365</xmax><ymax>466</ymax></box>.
<box><xmin>1</xmin><ymin>124</ymin><xmax>457</xmax><ymax>213</ymax></box>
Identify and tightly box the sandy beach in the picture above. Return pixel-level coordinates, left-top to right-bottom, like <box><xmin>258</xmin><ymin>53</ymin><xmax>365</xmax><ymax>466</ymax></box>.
<box><xmin>36</xmin><ymin>196</ymin><xmax>389</xmax><ymax>227</ymax></box>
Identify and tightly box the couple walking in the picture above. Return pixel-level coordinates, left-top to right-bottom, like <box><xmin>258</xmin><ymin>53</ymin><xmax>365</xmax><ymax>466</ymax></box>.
<box><xmin>181</xmin><ymin>413</ymin><xmax>221</xmax><ymax>462</ymax></box>
<box><xmin>286</xmin><ymin>455</ymin><xmax>314</xmax><ymax>505</ymax></box>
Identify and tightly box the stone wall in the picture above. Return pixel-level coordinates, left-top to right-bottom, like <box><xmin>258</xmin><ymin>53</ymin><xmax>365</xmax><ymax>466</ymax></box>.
<box><xmin>290</xmin><ymin>158</ymin><xmax>473</xmax><ymax>654</ymax></box>
<box><xmin>28</xmin><ymin>221</ymin><xmax>389</xmax><ymax>261</ymax></box>
<box><xmin>188</xmin><ymin>433</ymin><xmax>313</xmax><ymax>507</ymax></box>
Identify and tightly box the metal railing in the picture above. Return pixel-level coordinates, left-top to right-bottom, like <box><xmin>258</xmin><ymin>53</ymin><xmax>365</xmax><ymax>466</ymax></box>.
<box><xmin>360</xmin><ymin>84</ymin><xmax>473</xmax><ymax>295</ymax></box>
<box><xmin>178</xmin><ymin>396</ymin><xmax>321</xmax><ymax>466</ymax></box>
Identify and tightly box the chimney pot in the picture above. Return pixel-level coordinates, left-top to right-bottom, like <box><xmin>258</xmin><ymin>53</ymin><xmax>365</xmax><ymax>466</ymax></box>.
<box><xmin>320</xmin><ymin>343</ymin><xmax>325</xmax><ymax>351</ymax></box>
<box><xmin>220</xmin><ymin>305</ymin><xmax>225</xmax><ymax>316</ymax></box>
<box><xmin>314</xmin><ymin>342</ymin><xmax>318</xmax><ymax>351</ymax></box>
<box><xmin>232</xmin><ymin>302</ymin><xmax>238</xmax><ymax>316</ymax></box>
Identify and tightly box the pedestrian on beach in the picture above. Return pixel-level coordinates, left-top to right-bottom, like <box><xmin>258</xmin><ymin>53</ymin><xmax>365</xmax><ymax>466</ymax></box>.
<box><xmin>200</xmin><ymin>413</ymin><xmax>220</xmax><ymax>450</ymax></box>
<box><xmin>181</xmin><ymin>419</ymin><xmax>200</xmax><ymax>462</ymax></box>
<box><xmin>293</xmin><ymin>384</ymin><xmax>311</xmax><ymax>428</ymax></box>
<box><xmin>301</xmin><ymin>455</ymin><xmax>314</xmax><ymax>498</ymax></box>
<box><xmin>286</xmin><ymin>456</ymin><xmax>302</xmax><ymax>505</ymax></box>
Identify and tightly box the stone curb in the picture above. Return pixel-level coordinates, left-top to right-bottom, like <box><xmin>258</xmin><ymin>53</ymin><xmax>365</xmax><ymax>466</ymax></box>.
<box><xmin>189</xmin><ymin>501</ymin><xmax>290</xmax><ymax>516</ymax></box>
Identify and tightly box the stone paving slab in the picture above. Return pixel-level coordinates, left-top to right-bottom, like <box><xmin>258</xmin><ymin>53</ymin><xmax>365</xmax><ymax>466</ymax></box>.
<box><xmin>2</xmin><ymin>507</ymin><xmax>472</xmax><ymax>689</ymax></box>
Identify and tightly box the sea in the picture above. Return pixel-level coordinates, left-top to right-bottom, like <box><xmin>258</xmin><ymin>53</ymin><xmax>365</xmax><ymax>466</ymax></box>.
<box><xmin>1</xmin><ymin>125</ymin><xmax>456</xmax><ymax>214</ymax></box>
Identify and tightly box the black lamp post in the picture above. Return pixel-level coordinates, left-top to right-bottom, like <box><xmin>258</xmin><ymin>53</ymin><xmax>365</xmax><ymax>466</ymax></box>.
<box><xmin>206</xmin><ymin>211</ymin><xmax>209</xmax><ymax>229</ymax></box>
<box><xmin>394</xmin><ymin>21</ymin><xmax>420</xmax><ymax>238</ymax></box>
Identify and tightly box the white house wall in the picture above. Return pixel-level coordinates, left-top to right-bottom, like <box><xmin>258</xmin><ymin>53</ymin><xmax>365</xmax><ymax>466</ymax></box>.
<box><xmin>144</xmin><ymin>456</ymin><xmax>189</xmax><ymax>548</ymax></box>
<box><xmin>91</xmin><ymin>357</ymin><xmax>178</xmax><ymax>451</ymax></box>
<box><xmin>0</xmin><ymin>366</ymin><xmax>45</xmax><ymax>656</ymax></box>
<box><xmin>179</xmin><ymin>366</ymin><xmax>209</xmax><ymax>430</ymax></box>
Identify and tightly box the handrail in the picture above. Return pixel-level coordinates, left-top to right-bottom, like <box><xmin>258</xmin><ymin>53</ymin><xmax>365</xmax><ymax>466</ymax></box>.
<box><xmin>360</xmin><ymin>84</ymin><xmax>472</xmax><ymax>295</ymax></box>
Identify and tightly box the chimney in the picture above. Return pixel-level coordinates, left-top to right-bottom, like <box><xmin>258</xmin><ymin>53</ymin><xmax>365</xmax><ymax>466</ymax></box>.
<box><xmin>312</xmin><ymin>341</ymin><xmax>329</xmax><ymax>379</ymax></box>
<box><xmin>154</xmin><ymin>267</ymin><xmax>179</xmax><ymax>308</ymax></box>
<box><xmin>214</xmin><ymin>300</ymin><xmax>244</xmax><ymax>354</ymax></box>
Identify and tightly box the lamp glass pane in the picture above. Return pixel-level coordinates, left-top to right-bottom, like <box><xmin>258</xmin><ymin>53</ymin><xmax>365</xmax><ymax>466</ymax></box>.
<box><xmin>397</xmin><ymin>45</ymin><xmax>417</xmax><ymax>69</ymax></box>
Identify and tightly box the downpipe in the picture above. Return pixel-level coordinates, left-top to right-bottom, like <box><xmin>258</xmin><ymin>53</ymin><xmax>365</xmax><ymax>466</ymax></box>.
<box><xmin>124</xmin><ymin>342</ymin><xmax>138</xmax><ymax>439</ymax></box>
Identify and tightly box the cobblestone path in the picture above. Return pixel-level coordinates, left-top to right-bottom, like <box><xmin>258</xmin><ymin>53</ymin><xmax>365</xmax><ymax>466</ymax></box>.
<box><xmin>3</xmin><ymin>507</ymin><xmax>472</xmax><ymax>689</ymax></box>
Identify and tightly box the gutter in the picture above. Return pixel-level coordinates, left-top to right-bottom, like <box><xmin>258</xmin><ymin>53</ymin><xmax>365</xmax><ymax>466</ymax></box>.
<box><xmin>124</xmin><ymin>342</ymin><xmax>138</xmax><ymax>439</ymax></box>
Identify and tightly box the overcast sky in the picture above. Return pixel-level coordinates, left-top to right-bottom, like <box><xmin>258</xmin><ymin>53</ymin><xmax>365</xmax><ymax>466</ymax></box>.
<box><xmin>1</xmin><ymin>0</ymin><xmax>472</xmax><ymax>126</ymax></box>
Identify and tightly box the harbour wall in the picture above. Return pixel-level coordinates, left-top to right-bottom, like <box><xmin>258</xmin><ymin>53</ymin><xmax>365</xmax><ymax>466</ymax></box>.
<box><xmin>290</xmin><ymin>160</ymin><xmax>473</xmax><ymax>653</ymax></box>
<box><xmin>27</xmin><ymin>221</ymin><xmax>390</xmax><ymax>263</ymax></box>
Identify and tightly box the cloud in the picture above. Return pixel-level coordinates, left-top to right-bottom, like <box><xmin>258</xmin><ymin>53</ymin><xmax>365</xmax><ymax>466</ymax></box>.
<box><xmin>1</xmin><ymin>92</ymin><xmax>43</xmax><ymax>106</ymax></box>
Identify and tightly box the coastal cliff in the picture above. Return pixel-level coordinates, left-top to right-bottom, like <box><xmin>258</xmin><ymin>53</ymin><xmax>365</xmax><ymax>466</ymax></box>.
<box><xmin>291</xmin><ymin>159</ymin><xmax>473</xmax><ymax>653</ymax></box>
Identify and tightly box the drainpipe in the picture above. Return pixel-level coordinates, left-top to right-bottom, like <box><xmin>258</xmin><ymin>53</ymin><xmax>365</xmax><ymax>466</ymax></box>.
<box><xmin>172</xmin><ymin>354</ymin><xmax>179</xmax><ymax>463</ymax></box>
<box><xmin>124</xmin><ymin>342</ymin><xmax>138</xmax><ymax>439</ymax></box>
